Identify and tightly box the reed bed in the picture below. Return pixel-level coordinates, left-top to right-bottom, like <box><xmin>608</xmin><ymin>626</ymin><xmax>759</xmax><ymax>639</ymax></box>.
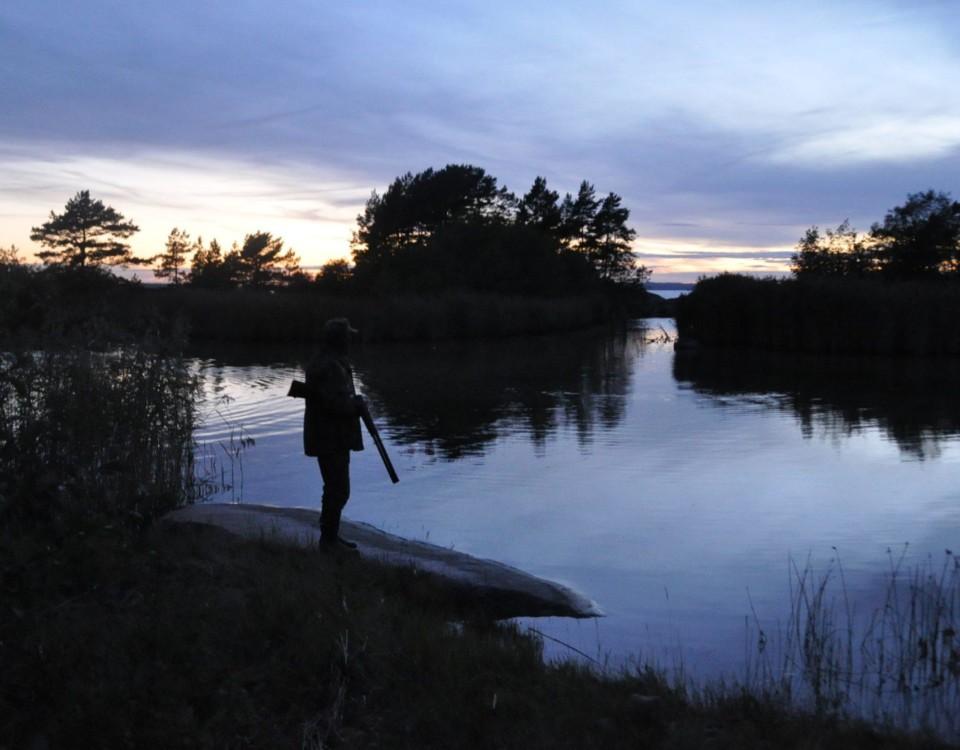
<box><xmin>145</xmin><ymin>287</ymin><xmax>612</xmax><ymax>344</ymax></box>
<box><xmin>744</xmin><ymin>549</ymin><xmax>960</xmax><ymax>740</ymax></box>
<box><xmin>0</xmin><ymin>337</ymin><xmax>199</xmax><ymax>528</ymax></box>
<box><xmin>676</xmin><ymin>274</ymin><xmax>960</xmax><ymax>355</ymax></box>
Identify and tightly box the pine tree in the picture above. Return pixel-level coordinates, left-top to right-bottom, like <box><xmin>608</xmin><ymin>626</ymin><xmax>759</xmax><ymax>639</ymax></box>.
<box><xmin>188</xmin><ymin>238</ymin><xmax>243</xmax><ymax>288</ymax></box>
<box><xmin>516</xmin><ymin>177</ymin><xmax>562</xmax><ymax>236</ymax></box>
<box><xmin>588</xmin><ymin>192</ymin><xmax>639</xmax><ymax>282</ymax></box>
<box><xmin>154</xmin><ymin>227</ymin><xmax>192</xmax><ymax>284</ymax></box>
<box><xmin>238</xmin><ymin>232</ymin><xmax>300</xmax><ymax>289</ymax></box>
<box><xmin>31</xmin><ymin>190</ymin><xmax>141</xmax><ymax>267</ymax></box>
<box><xmin>559</xmin><ymin>181</ymin><xmax>599</xmax><ymax>249</ymax></box>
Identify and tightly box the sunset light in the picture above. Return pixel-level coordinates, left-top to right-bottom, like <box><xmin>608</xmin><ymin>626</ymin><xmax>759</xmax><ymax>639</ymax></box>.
<box><xmin>2</xmin><ymin>1</ymin><xmax>957</xmax><ymax>279</ymax></box>
<box><xmin>6</xmin><ymin>3</ymin><xmax>960</xmax><ymax>745</ymax></box>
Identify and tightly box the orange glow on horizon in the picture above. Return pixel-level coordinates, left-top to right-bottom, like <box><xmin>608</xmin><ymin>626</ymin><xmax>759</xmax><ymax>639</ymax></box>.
<box><xmin>633</xmin><ymin>236</ymin><xmax>793</xmax><ymax>282</ymax></box>
<box><xmin>0</xmin><ymin>149</ymin><xmax>797</xmax><ymax>283</ymax></box>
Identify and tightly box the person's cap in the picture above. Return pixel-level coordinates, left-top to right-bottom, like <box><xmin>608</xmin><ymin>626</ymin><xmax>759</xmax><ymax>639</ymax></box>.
<box><xmin>323</xmin><ymin>317</ymin><xmax>359</xmax><ymax>336</ymax></box>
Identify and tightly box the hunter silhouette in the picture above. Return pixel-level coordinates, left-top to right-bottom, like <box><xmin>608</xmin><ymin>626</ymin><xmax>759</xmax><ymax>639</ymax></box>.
<box><xmin>303</xmin><ymin>318</ymin><xmax>365</xmax><ymax>549</ymax></box>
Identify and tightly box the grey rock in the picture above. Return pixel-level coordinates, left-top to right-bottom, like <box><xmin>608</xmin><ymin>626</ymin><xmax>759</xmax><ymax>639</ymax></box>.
<box><xmin>163</xmin><ymin>503</ymin><xmax>603</xmax><ymax>620</ymax></box>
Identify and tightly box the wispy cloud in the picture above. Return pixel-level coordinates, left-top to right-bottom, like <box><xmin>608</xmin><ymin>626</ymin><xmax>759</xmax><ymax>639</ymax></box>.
<box><xmin>1</xmin><ymin>0</ymin><xmax>958</xmax><ymax>272</ymax></box>
<box><xmin>0</xmin><ymin>144</ymin><xmax>363</xmax><ymax>257</ymax></box>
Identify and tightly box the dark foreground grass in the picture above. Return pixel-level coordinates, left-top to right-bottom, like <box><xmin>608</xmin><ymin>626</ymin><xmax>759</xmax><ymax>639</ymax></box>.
<box><xmin>1</xmin><ymin>521</ymin><xmax>948</xmax><ymax>750</ymax></box>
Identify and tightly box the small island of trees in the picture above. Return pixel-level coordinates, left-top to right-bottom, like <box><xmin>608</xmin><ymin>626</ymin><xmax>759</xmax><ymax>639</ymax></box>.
<box><xmin>791</xmin><ymin>190</ymin><xmax>960</xmax><ymax>280</ymax></box>
<box><xmin>349</xmin><ymin>165</ymin><xmax>646</xmax><ymax>295</ymax></box>
<box><xmin>678</xmin><ymin>190</ymin><xmax>960</xmax><ymax>356</ymax></box>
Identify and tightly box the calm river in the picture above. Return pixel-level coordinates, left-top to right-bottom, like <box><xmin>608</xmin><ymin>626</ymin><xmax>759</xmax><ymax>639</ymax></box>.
<box><xmin>191</xmin><ymin>319</ymin><xmax>960</xmax><ymax>683</ymax></box>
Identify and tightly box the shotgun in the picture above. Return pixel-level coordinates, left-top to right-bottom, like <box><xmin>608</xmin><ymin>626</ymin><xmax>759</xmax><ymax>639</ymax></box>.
<box><xmin>288</xmin><ymin>380</ymin><xmax>399</xmax><ymax>484</ymax></box>
<box><xmin>358</xmin><ymin>401</ymin><xmax>400</xmax><ymax>484</ymax></box>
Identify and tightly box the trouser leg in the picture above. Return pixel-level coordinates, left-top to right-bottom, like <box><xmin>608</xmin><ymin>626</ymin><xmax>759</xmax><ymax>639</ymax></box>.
<box><xmin>318</xmin><ymin>451</ymin><xmax>350</xmax><ymax>542</ymax></box>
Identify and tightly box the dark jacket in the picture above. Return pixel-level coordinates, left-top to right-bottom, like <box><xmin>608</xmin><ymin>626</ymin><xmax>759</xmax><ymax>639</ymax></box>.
<box><xmin>303</xmin><ymin>350</ymin><xmax>364</xmax><ymax>456</ymax></box>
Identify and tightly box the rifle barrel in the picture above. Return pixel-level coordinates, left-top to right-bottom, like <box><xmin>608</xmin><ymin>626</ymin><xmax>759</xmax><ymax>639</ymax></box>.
<box><xmin>290</xmin><ymin>380</ymin><xmax>398</xmax><ymax>484</ymax></box>
<box><xmin>360</xmin><ymin>406</ymin><xmax>400</xmax><ymax>484</ymax></box>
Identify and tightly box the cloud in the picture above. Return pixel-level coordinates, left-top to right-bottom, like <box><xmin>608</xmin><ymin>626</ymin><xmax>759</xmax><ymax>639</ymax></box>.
<box><xmin>2</xmin><ymin>0</ymin><xmax>959</xmax><ymax>270</ymax></box>
<box><xmin>767</xmin><ymin>117</ymin><xmax>960</xmax><ymax>166</ymax></box>
<box><xmin>0</xmin><ymin>143</ymin><xmax>364</xmax><ymax>261</ymax></box>
<box><xmin>635</xmin><ymin>249</ymin><xmax>794</xmax><ymax>261</ymax></box>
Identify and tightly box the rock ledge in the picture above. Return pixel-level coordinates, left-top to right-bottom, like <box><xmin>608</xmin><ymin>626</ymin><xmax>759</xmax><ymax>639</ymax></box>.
<box><xmin>164</xmin><ymin>503</ymin><xmax>602</xmax><ymax>619</ymax></box>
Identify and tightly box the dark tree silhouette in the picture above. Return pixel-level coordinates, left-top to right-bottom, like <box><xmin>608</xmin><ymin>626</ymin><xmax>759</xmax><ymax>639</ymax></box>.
<box><xmin>871</xmin><ymin>190</ymin><xmax>960</xmax><ymax>279</ymax></box>
<box><xmin>559</xmin><ymin>181</ymin><xmax>599</xmax><ymax>248</ymax></box>
<box><xmin>351</xmin><ymin>165</ymin><xmax>645</xmax><ymax>294</ymax></box>
<box><xmin>557</xmin><ymin>182</ymin><xmax>643</xmax><ymax>282</ymax></box>
<box><xmin>154</xmin><ymin>227</ymin><xmax>192</xmax><ymax>284</ymax></box>
<box><xmin>188</xmin><ymin>238</ymin><xmax>241</xmax><ymax>288</ymax></box>
<box><xmin>516</xmin><ymin>176</ymin><xmax>563</xmax><ymax>235</ymax></box>
<box><xmin>314</xmin><ymin>258</ymin><xmax>353</xmax><ymax>293</ymax></box>
<box><xmin>588</xmin><ymin>192</ymin><xmax>641</xmax><ymax>283</ymax></box>
<box><xmin>352</xmin><ymin>165</ymin><xmax>516</xmax><ymax>278</ymax></box>
<box><xmin>238</xmin><ymin>231</ymin><xmax>300</xmax><ymax>289</ymax></box>
<box><xmin>0</xmin><ymin>245</ymin><xmax>22</xmax><ymax>266</ymax></box>
<box><xmin>791</xmin><ymin>221</ymin><xmax>874</xmax><ymax>278</ymax></box>
<box><xmin>31</xmin><ymin>190</ymin><xmax>141</xmax><ymax>267</ymax></box>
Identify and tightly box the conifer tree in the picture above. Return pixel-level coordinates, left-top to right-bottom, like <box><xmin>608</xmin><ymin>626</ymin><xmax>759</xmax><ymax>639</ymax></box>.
<box><xmin>154</xmin><ymin>227</ymin><xmax>192</xmax><ymax>284</ymax></box>
<box><xmin>238</xmin><ymin>231</ymin><xmax>300</xmax><ymax>289</ymax></box>
<box><xmin>31</xmin><ymin>190</ymin><xmax>141</xmax><ymax>267</ymax></box>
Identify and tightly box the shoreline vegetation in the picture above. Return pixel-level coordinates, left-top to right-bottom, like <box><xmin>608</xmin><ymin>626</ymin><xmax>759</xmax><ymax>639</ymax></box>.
<box><xmin>4</xmin><ymin>164</ymin><xmax>677</xmax><ymax>346</ymax></box>
<box><xmin>5</xmin><ymin>520</ymin><xmax>952</xmax><ymax>749</ymax></box>
<box><xmin>0</xmin><ymin>262</ymin><xmax>674</xmax><ymax>346</ymax></box>
<box><xmin>677</xmin><ymin>190</ymin><xmax>960</xmax><ymax>356</ymax></box>
<box><xmin>676</xmin><ymin>274</ymin><xmax>960</xmax><ymax>356</ymax></box>
<box><xmin>1</xmin><ymin>334</ymin><xmax>956</xmax><ymax>747</ymax></box>
<box><xmin>12</xmin><ymin>165</ymin><xmax>664</xmax><ymax>344</ymax></box>
<box><xmin>145</xmin><ymin>286</ymin><xmax>639</xmax><ymax>344</ymax></box>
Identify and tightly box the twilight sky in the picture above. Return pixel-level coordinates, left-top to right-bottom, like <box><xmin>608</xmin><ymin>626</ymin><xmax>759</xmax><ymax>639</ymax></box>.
<box><xmin>2</xmin><ymin>1</ymin><xmax>959</xmax><ymax>281</ymax></box>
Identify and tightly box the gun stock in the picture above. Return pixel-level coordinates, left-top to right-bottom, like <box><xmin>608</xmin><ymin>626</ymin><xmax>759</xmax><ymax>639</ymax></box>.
<box><xmin>287</xmin><ymin>380</ymin><xmax>309</xmax><ymax>398</ymax></box>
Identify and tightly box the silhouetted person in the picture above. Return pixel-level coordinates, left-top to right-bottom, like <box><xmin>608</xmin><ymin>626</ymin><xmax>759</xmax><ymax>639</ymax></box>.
<box><xmin>304</xmin><ymin>318</ymin><xmax>364</xmax><ymax>549</ymax></box>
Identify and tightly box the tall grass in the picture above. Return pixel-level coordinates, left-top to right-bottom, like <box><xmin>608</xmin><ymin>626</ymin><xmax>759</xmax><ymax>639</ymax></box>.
<box><xmin>145</xmin><ymin>287</ymin><xmax>613</xmax><ymax>343</ymax></box>
<box><xmin>0</xmin><ymin>337</ymin><xmax>199</xmax><ymax>529</ymax></box>
<box><xmin>676</xmin><ymin>274</ymin><xmax>960</xmax><ymax>355</ymax></box>
<box><xmin>744</xmin><ymin>550</ymin><xmax>960</xmax><ymax>739</ymax></box>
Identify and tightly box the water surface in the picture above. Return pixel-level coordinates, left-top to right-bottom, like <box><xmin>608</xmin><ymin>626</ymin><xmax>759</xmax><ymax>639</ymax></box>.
<box><xmin>192</xmin><ymin>320</ymin><xmax>960</xmax><ymax>680</ymax></box>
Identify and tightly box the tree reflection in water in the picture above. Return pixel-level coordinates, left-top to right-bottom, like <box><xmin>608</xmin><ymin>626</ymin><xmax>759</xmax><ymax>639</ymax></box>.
<box><xmin>354</xmin><ymin>325</ymin><xmax>643</xmax><ymax>460</ymax></box>
<box><xmin>673</xmin><ymin>348</ymin><xmax>960</xmax><ymax>460</ymax></box>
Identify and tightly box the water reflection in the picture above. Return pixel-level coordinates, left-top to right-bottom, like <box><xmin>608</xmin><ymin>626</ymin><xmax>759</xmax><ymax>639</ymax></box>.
<box><xmin>187</xmin><ymin>324</ymin><xmax>648</xmax><ymax>460</ymax></box>
<box><xmin>182</xmin><ymin>321</ymin><xmax>960</xmax><ymax>723</ymax></box>
<box><xmin>673</xmin><ymin>348</ymin><xmax>960</xmax><ymax>460</ymax></box>
<box><xmin>356</xmin><ymin>325</ymin><xmax>642</xmax><ymax>459</ymax></box>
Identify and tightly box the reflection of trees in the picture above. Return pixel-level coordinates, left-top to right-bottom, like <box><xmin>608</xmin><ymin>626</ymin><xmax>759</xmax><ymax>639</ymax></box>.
<box><xmin>183</xmin><ymin>329</ymin><xmax>642</xmax><ymax>461</ymax></box>
<box><xmin>354</xmin><ymin>327</ymin><xmax>640</xmax><ymax>460</ymax></box>
<box><xmin>673</xmin><ymin>349</ymin><xmax>960</xmax><ymax>460</ymax></box>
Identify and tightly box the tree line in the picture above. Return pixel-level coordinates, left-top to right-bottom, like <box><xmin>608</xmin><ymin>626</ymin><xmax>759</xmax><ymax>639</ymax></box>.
<box><xmin>791</xmin><ymin>190</ymin><xmax>960</xmax><ymax>280</ymax></box>
<box><xmin>19</xmin><ymin>166</ymin><xmax>649</xmax><ymax>296</ymax></box>
<box><xmin>25</xmin><ymin>190</ymin><xmax>303</xmax><ymax>290</ymax></box>
<box><xmin>349</xmin><ymin>164</ymin><xmax>647</xmax><ymax>294</ymax></box>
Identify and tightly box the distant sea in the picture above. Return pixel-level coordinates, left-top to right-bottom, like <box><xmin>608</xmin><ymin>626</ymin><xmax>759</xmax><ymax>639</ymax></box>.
<box><xmin>647</xmin><ymin>282</ymin><xmax>693</xmax><ymax>300</ymax></box>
